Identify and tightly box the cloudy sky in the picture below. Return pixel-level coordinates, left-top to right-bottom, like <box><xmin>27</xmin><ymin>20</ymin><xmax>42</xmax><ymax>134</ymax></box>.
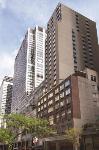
<box><xmin>0</xmin><ymin>0</ymin><xmax>99</xmax><ymax>84</ymax></box>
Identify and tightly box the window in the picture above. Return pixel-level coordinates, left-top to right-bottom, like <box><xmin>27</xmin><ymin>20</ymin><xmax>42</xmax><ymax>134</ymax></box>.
<box><xmin>38</xmin><ymin>102</ymin><xmax>40</xmax><ymax>106</ymax></box>
<box><xmin>89</xmin><ymin>52</ymin><xmax>93</xmax><ymax>56</ymax></box>
<box><xmin>66</xmin><ymin>97</ymin><xmax>71</xmax><ymax>104</ymax></box>
<box><xmin>56</xmin><ymin>114</ymin><xmax>59</xmax><ymax>119</ymax></box>
<box><xmin>54</xmin><ymin>75</ymin><xmax>56</xmax><ymax>80</ymax></box>
<box><xmin>55</xmin><ymin>88</ymin><xmax>59</xmax><ymax>94</ymax></box>
<box><xmin>67</xmin><ymin>108</ymin><xmax>71</xmax><ymax>114</ymax></box>
<box><xmin>41</xmin><ymin>106</ymin><xmax>43</xmax><ymax>110</ymax></box>
<box><xmin>49</xmin><ymin>116</ymin><xmax>54</xmax><ymax>125</ymax></box>
<box><xmin>53</xmin><ymin>55</ymin><xmax>56</xmax><ymax>61</ymax></box>
<box><xmin>43</xmin><ymin>88</ymin><xmax>46</xmax><ymax>94</ymax></box>
<box><xmin>48</xmin><ymin>107</ymin><xmax>53</xmax><ymax>113</ymax></box>
<box><xmin>48</xmin><ymin>92</ymin><xmax>53</xmax><ymax>99</ymax></box>
<box><xmin>44</xmin><ymin>104</ymin><xmax>47</xmax><ymax>108</ymax></box>
<box><xmin>60</xmin><ymin>92</ymin><xmax>64</xmax><ymax>98</ymax></box>
<box><xmin>55</xmin><ymin>95</ymin><xmax>59</xmax><ymax>101</ymax></box>
<box><xmin>61</xmin><ymin>111</ymin><xmax>65</xmax><ymax>116</ymax></box>
<box><xmin>41</xmin><ymin>99</ymin><xmax>43</xmax><ymax>104</ymax></box>
<box><xmin>54</xmin><ymin>80</ymin><xmax>56</xmax><ymax>85</ymax></box>
<box><xmin>92</xmin><ymin>85</ymin><xmax>97</xmax><ymax>90</ymax></box>
<box><xmin>48</xmin><ymin>100</ymin><xmax>53</xmax><ymax>106</ymax></box>
<box><xmin>60</xmin><ymin>101</ymin><xmax>64</xmax><ymax>107</ymax></box>
<box><xmin>54</xmin><ymin>65</ymin><xmax>56</xmax><ymax>71</ymax></box>
<box><xmin>91</xmin><ymin>75</ymin><xmax>96</xmax><ymax>82</ymax></box>
<box><xmin>66</xmin><ymin>88</ymin><xmax>71</xmax><ymax>96</ymax></box>
<box><xmin>54</xmin><ymin>70</ymin><xmax>56</xmax><ymax>75</ymax></box>
<box><xmin>38</xmin><ymin>107</ymin><xmax>40</xmax><ymax>112</ymax></box>
<box><xmin>55</xmin><ymin>103</ymin><xmax>59</xmax><ymax>109</ymax></box>
<box><xmin>60</xmin><ymin>84</ymin><xmax>64</xmax><ymax>91</ymax></box>
<box><xmin>65</xmin><ymin>80</ymin><xmax>70</xmax><ymax>87</ymax></box>
<box><xmin>67</xmin><ymin>114</ymin><xmax>72</xmax><ymax>121</ymax></box>
<box><xmin>73</xmin><ymin>51</ymin><xmax>76</xmax><ymax>56</ymax></box>
<box><xmin>40</xmin><ymin>113</ymin><xmax>42</xmax><ymax>117</ymax></box>
<box><xmin>74</xmin><ymin>59</ymin><xmax>77</xmax><ymax>64</ymax></box>
<box><xmin>93</xmin><ymin>93</ymin><xmax>98</xmax><ymax>98</ymax></box>
<box><xmin>74</xmin><ymin>66</ymin><xmax>77</xmax><ymax>72</ymax></box>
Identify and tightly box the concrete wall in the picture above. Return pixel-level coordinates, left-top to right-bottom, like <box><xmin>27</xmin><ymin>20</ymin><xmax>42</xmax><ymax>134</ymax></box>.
<box><xmin>73</xmin><ymin>76</ymin><xmax>99</xmax><ymax>128</ymax></box>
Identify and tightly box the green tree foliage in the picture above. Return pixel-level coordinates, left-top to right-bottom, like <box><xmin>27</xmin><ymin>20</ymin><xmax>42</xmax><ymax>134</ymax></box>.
<box><xmin>65</xmin><ymin>128</ymin><xmax>82</xmax><ymax>150</ymax></box>
<box><xmin>0</xmin><ymin>128</ymin><xmax>14</xmax><ymax>150</ymax></box>
<box><xmin>0</xmin><ymin>114</ymin><xmax>54</xmax><ymax>150</ymax></box>
<box><xmin>0</xmin><ymin>128</ymin><xmax>14</xmax><ymax>144</ymax></box>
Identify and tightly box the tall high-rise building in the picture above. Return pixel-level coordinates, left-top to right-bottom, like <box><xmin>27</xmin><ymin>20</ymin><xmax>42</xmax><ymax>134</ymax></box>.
<box><xmin>0</xmin><ymin>76</ymin><xmax>13</xmax><ymax>127</ymax></box>
<box><xmin>45</xmin><ymin>3</ymin><xmax>99</xmax><ymax>91</ymax></box>
<box><xmin>11</xmin><ymin>26</ymin><xmax>46</xmax><ymax>113</ymax></box>
<box><xmin>9</xmin><ymin>3</ymin><xmax>99</xmax><ymax>149</ymax></box>
<box><xmin>0</xmin><ymin>76</ymin><xmax>13</xmax><ymax>115</ymax></box>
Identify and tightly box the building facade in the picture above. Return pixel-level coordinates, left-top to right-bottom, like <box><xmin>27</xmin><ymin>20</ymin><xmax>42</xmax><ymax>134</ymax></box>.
<box><xmin>45</xmin><ymin>3</ymin><xmax>99</xmax><ymax>91</ymax></box>
<box><xmin>0</xmin><ymin>76</ymin><xmax>13</xmax><ymax>127</ymax></box>
<box><xmin>9</xmin><ymin>3</ymin><xmax>99</xmax><ymax>149</ymax></box>
<box><xmin>19</xmin><ymin>3</ymin><xmax>99</xmax><ymax>131</ymax></box>
<box><xmin>20</xmin><ymin>80</ymin><xmax>46</xmax><ymax>114</ymax></box>
<box><xmin>37</xmin><ymin>69</ymin><xmax>99</xmax><ymax>133</ymax></box>
<box><xmin>11</xmin><ymin>26</ymin><xmax>46</xmax><ymax>113</ymax></box>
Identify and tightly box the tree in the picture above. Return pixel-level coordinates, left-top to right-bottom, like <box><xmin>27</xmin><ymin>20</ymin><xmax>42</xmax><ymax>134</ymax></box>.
<box><xmin>65</xmin><ymin>128</ymin><xmax>82</xmax><ymax>150</ymax></box>
<box><xmin>0</xmin><ymin>128</ymin><xmax>14</xmax><ymax>150</ymax></box>
<box><xmin>0</xmin><ymin>114</ymin><xmax>54</xmax><ymax>150</ymax></box>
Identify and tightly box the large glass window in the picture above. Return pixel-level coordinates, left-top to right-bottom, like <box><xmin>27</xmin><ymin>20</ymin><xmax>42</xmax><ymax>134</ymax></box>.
<box><xmin>65</xmin><ymin>80</ymin><xmax>70</xmax><ymax>87</ymax></box>
<box><xmin>66</xmin><ymin>88</ymin><xmax>71</xmax><ymax>96</ymax></box>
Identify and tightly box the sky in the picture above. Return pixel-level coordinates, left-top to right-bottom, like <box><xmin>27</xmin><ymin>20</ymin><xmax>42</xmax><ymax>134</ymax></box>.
<box><xmin>0</xmin><ymin>0</ymin><xmax>99</xmax><ymax>85</ymax></box>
